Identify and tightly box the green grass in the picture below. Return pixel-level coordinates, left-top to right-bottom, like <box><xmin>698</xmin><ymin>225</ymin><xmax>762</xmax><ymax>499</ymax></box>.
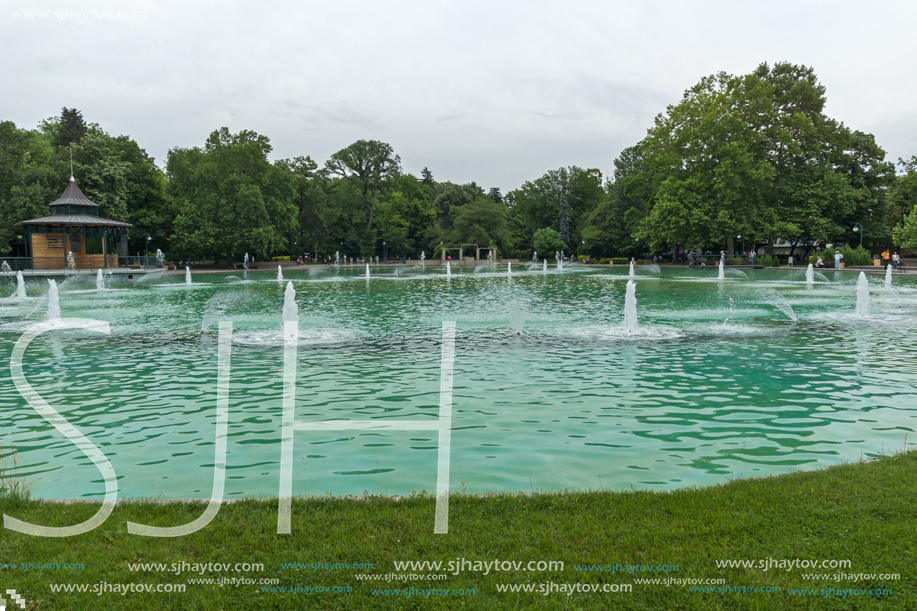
<box><xmin>2</xmin><ymin>452</ymin><xmax>915</xmax><ymax>609</ymax></box>
<box><xmin>0</xmin><ymin>445</ymin><xmax>31</xmax><ymax>503</ymax></box>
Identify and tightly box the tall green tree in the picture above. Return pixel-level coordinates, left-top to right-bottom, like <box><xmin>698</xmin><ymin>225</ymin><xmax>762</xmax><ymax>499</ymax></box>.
<box><xmin>581</xmin><ymin>145</ymin><xmax>653</xmax><ymax>257</ymax></box>
<box><xmin>0</xmin><ymin>121</ymin><xmax>63</xmax><ymax>253</ymax></box>
<box><xmin>507</xmin><ymin>166</ymin><xmax>604</xmax><ymax>256</ymax></box>
<box><xmin>51</xmin><ymin>107</ymin><xmax>88</xmax><ymax>148</ymax></box>
<box><xmin>449</xmin><ymin>197</ymin><xmax>511</xmax><ymax>253</ymax></box>
<box><xmin>893</xmin><ymin>156</ymin><xmax>917</xmax><ymax>249</ymax></box>
<box><xmin>634</xmin><ymin>63</ymin><xmax>893</xmax><ymax>258</ymax></box>
<box><xmin>169</xmin><ymin>128</ymin><xmax>296</xmax><ymax>265</ymax></box>
<box><xmin>324</xmin><ymin>140</ymin><xmax>400</xmax><ymax>231</ymax></box>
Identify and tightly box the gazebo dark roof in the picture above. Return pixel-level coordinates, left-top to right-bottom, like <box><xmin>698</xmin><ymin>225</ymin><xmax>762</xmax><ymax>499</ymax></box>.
<box><xmin>17</xmin><ymin>213</ymin><xmax>132</xmax><ymax>228</ymax></box>
<box><xmin>49</xmin><ymin>178</ymin><xmax>100</xmax><ymax>209</ymax></box>
<box><xmin>16</xmin><ymin>177</ymin><xmax>132</xmax><ymax>229</ymax></box>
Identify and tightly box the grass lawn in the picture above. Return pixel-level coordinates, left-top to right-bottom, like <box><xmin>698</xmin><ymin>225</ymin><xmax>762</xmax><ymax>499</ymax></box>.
<box><xmin>1</xmin><ymin>451</ymin><xmax>914</xmax><ymax>609</ymax></box>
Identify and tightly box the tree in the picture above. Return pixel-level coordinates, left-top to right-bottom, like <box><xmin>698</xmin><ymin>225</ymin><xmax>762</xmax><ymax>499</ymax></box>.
<box><xmin>0</xmin><ymin>121</ymin><xmax>63</xmax><ymax>253</ymax></box>
<box><xmin>638</xmin><ymin>71</ymin><xmax>775</xmax><ymax>252</ymax></box>
<box><xmin>277</xmin><ymin>156</ymin><xmax>325</xmax><ymax>259</ymax></box>
<box><xmin>169</xmin><ymin>128</ymin><xmax>296</xmax><ymax>265</ymax></box>
<box><xmin>51</xmin><ymin>107</ymin><xmax>88</xmax><ymax>148</ymax></box>
<box><xmin>895</xmin><ymin>206</ymin><xmax>917</xmax><ymax>248</ymax></box>
<box><xmin>532</xmin><ymin>227</ymin><xmax>567</xmax><ymax>258</ymax></box>
<box><xmin>431</xmin><ymin>181</ymin><xmax>484</xmax><ymax>232</ymax></box>
<box><xmin>324</xmin><ymin>140</ymin><xmax>401</xmax><ymax>233</ymax></box>
<box><xmin>893</xmin><ymin>156</ymin><xmax>917</xmax><ymax>249</ymax></box>
<box><xmin>449</xmin><ymin>197</ymin><xmax>511</xmax><ymax>252</ymax></box>
<box><xmin>508</xmin><ymin>166</ymin><xmax>604</xmax><ymax>256</ymax></box>
<box><xmin>634</xmin><ymin>63</ymin><xmax>891</xmax><ymax>257</ymax></box>
<box><xmin>581</xmin><ymin>145</ymin><xmax>653</xmax><ymax>257</ymax></box>
<box><xmin>71</xmin><ymin>129</ymin><xmax>132</xmax><ymax>222</ymax></box>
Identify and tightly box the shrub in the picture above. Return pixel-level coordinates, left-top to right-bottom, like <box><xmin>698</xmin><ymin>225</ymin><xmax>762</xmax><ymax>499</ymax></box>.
<box><xmin>611</xmin><ymin>257</ymin><xmax>629</xmax><ymax>265</ymax></box>
<box><xmin>597</xmin><ymin>258</ymin><xmax>610</xmax><ymax>265</ymax></box>
<box><xmin>726</xmin><ymin>257</ymin><xmax>744</xmax><ymax>266</ymax></box>
<box><xmin>272</xmin><ymin>256</ymin><xmax>291</xmax><ymax>262</ymax></box>
<box><xmin>636</xmin><ymin>259</ymin><xmax>652</xmax><ymax>265</ymax></box>
<box><xmin>753</xmin><ymin>254</ymin><xmax>779</xmax><ymax>267</ymax></box>
<box><xmin>839</xmin><ymin>245</ymin><xmax>872</xmax><ymax>267</ymax></box>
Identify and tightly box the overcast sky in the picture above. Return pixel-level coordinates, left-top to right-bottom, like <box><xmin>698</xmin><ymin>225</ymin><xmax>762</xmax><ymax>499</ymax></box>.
<box><xmin>3</xmin><ymin>0</ymin><xmax>916</xmax><ymax>191</ymax></box>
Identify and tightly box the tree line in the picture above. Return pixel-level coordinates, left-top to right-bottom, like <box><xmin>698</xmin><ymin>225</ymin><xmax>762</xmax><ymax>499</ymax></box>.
<box><xmin>2</xmin><ymin>63</ymin><xmax>917</xmax><ymax>264</ymax></box>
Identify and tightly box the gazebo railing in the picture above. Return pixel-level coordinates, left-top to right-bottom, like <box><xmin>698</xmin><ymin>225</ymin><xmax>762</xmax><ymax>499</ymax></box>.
<box><xmin>0</xmin><ymin>256</ymin><xmax>160</xmax><ymax>272</ymax></box>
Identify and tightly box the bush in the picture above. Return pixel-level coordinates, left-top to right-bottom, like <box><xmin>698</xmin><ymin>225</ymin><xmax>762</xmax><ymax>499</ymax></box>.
<box><xmin>726</xmin><ymin>258</ymin><xmax>744</xmax><ymax>266</ymax></box>
<box><xmin>611</xmin><ymin>257</ymin><xmax>629</xmax><ymax>265</ymax></box>
<box><xmin>273</xmin><ymin>256</ymin><xmax>291</xmax><ymax>262</ymax></box>
<box><xmin>839</xmin><ymin>245</ymin><xmax>872</xmax><ymax>267</ymax></box>
<box><xmin>636</xmin><ymin>259</ymin><xmax>652</xmax><ymax>265</ymax></box>
<box><xmin>753</xmin><ymin>254</ymin><xmax>779</xmax><ymax>267</ymax></box>
<box><xmin>597</xmin><ymin>258</ymin><xmax>610</xmax><ymax>265</ymax></box>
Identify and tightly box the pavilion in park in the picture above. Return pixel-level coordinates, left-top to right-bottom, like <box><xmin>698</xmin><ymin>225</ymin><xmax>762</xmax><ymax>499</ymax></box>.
<box><xmin>17</xmin><ymin>176</ymin><xmax>132</xmax><ymax>270</ymax></box>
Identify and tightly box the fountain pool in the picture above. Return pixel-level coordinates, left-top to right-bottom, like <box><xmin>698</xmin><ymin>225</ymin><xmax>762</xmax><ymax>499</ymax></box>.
<box><xmin>1</xmin><ymin>266</ymin><xmax>915</xmax><ymax>500</ymax></box>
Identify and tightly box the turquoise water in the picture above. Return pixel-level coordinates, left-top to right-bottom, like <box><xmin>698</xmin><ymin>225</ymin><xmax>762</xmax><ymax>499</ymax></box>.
<box><xmin>1</xmin><ymin>265</ymin><xmax>916</xmax><ymax>500</ymax></box>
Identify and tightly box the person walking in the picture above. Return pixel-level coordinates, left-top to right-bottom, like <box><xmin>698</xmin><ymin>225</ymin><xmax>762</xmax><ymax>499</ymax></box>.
<box><xmin>834</xmin><ymin>250</ymin><xmax>844</xmax><ymax>269</ymax></box>
<box><xmin>892</xmin><ymin>252</ymin><xmax>901</xmax><ymax>270</ymax></box>
<box><xmin>748</xmin><ymin>250</ymin><xmax>755</xmax><ymax>265</ymax></box>
<box><xmin>882</xmin><ymin>250</ymin><xmax>890</xmax><ymax>267</ymax></box>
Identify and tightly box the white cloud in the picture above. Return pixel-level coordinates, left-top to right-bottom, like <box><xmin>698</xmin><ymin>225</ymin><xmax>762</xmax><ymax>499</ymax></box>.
<box><xmin>2</xmin><ymin>0</ymin><xmax>915</xmax><ymax>189</ymax></box>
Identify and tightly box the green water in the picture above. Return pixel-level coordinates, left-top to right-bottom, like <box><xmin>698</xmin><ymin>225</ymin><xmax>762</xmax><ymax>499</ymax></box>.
<box><xmin>1</xmin><ymin>265</ymin><xmax>915</xmax><ymax>499</ymax></box>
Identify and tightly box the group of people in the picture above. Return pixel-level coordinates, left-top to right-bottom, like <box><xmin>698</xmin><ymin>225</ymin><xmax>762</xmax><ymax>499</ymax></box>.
<box><xmin>814</xmin><ymin>250</ymin><xmax>905</xmax><ymax>270</ymax></box>
<box><xmin>881</xmin><ymin>250</ymin><xmax>903</xmax><ymax>270</ymax></box>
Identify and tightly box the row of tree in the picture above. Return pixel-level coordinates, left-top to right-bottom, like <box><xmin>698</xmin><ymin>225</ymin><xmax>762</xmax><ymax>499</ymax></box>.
<box><xmin>2</xmin><ymin>63</ymin><xmax>917</xmax><ymax>264</ymax></box>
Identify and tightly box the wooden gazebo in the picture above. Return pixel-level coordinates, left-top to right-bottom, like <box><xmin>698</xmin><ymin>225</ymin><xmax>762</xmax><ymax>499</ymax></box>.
<box><xmin>17</xmin><ymin>177</ymin><xmax>132</xmax><ymax>270</ymax></box>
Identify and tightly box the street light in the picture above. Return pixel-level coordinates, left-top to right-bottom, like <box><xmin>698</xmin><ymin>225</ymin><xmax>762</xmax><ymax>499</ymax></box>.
<box><xmin>737</xmin><ymin>234</ymin><xmax>744</xmax><ymax>256</ymax></box>
<box><xmin>383</xmin><ymin>241</ymin><xmax>387</xmax><ymax>263</ymax></box>
<box><xmin>852</xmin><ymin>223</ymin><xmax>864</xmax><ymax>247</ymax></box>
<box><xmin>145</xmin><ymin>234</ymin><xmax>151</xmax><ymax>257</ymax></box>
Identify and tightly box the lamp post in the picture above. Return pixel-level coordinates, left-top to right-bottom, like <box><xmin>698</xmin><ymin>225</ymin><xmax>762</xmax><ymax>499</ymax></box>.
<box><xmin>383</xmin><ymin>241</ymin><xmax>387</xmax><ymax>263</ymax></box>
<box><xmin>852</xmin><ymin>223</ymin><xmax>864</xmax><ymax>247</ymax></box>
<box><xmin>145</xmin><ymin>234</ymin><xmax>151</xmax><ymax>257</ymax></box>
<box><xmin>737</xmin><ymin>234</ymin><xmax>744</xmax><ymax>256</ymax></box>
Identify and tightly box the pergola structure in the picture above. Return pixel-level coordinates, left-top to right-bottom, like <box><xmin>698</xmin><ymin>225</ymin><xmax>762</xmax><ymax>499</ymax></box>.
<box><xmin>441</xmin><ymin>244</ymin><xmax>498</xmax><ymax>265</ymax></box>
<box><xmin>17</xmin><ymin>177</ymin><xmax>132</xmax><ymax>270</ymax></box>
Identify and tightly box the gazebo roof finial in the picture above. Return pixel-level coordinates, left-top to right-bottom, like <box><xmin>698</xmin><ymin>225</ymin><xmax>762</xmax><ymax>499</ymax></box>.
<box><xmin>69</xmin><ymin>144</ymin><xmax>74</xmax><ymax>182</ymax></box>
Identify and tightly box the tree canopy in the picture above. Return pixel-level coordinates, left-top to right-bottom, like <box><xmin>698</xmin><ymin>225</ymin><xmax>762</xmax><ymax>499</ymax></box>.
<box><xmin>0</xmin><ymin>76</ymin><xmax>912</xmax><ymax>265</ymax></box>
